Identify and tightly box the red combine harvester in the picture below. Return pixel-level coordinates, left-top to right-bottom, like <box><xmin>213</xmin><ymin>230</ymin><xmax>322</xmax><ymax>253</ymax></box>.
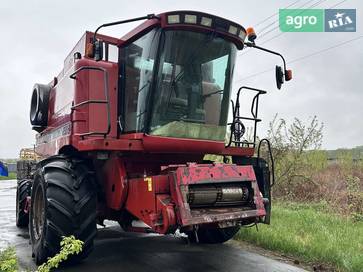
<box><xmin>16</xmin><ymin>11</ymin><xmax>292</xmax><ymax>264</ymax></box>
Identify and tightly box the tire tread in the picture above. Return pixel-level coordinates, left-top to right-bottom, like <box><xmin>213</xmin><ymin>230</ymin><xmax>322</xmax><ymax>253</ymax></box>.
<box><xmin>30</xmin><ymin>156</ymin><xmax>96</xmax><ymax>265</ymax></box>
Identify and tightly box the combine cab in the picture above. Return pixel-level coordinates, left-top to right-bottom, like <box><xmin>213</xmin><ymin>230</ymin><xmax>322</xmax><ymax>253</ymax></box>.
<box><xmin>17</xmin><ymin>11</ymin><xmax>292</xmax><ymax>264</ymax></box>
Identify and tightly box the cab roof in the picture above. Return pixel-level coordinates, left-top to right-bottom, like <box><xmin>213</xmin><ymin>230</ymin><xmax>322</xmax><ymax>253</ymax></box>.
<box><xmin>119</xmin><ymin>10</ymin><xmax>247</xmax><ymax>50</ymax></box>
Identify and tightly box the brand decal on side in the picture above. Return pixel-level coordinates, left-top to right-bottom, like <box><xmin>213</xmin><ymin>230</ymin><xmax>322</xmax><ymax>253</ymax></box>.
<box><xmin>36</xmin><ymin>122</ymin><xmax>71</xmax><ymax>145</ymax></box>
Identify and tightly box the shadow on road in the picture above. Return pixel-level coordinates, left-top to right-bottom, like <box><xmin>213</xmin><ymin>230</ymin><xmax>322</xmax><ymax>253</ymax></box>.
<box><xmin>58</xmin><ymin>226</ymin><xmax>306</xmax><ymax>272</ymax></box>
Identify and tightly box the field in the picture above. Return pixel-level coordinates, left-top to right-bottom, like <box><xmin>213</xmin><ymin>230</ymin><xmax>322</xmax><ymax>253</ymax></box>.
<box><xmin>0</xmin><ymin>173</ymin><xmax>16</xmax><ymax>181</ymax></box>
<box><xmin>234</xmin><ymin>116</ymin><xmax>363</xmax><ymax>271</ymax></box>
<box><xmin>235</xmin><ymin>202</ymin><xmax>363</xmax><ymax>272</ymax></box>
<box><xmin>235</xmin><ymin>136</ymin><xmax>363</xmax><ymax>272</ymax></box>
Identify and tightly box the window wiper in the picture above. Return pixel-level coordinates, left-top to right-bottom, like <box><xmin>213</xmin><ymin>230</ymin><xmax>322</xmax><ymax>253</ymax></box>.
<box><xmin>197</xmin><ymin>89</ymin><xmax>224</xmax><ymax>108</ymax></box>
<box><xmin>137</xmin><ymin>79</ymin><xmax>151</xmax><ymax>93</ymax></box>
<box><xmin>202</xmin><ymin>89</ymin><xmax>224</xmax><ymax>99</ymax></box>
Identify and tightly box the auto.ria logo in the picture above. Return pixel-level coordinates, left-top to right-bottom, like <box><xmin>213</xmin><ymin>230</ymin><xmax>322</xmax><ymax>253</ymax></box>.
<box><xmin>279</xmin><ymin>9</ymin><xmax>356</xmax><ymax>32</ymax></box>
<box><xmin>325</xmin><ymin>9</ymin><xmax>356</xmax><ymax>32</ymax></box>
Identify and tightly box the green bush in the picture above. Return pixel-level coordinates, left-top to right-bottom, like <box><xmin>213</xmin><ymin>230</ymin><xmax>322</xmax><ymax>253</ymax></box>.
<box><xmin>37</xmin><ymin>236</ymin><xmax>83</xmax><ymax>272</ymax></box>
<box><xmin>265</xmin><ymin>114</ymin><xmax>324</xmax><ymax>198</ymax></box>
<box><xmin>0</xmin><ymin>247</ymin><xmax>17</xmax><ymax>272</ymax></box>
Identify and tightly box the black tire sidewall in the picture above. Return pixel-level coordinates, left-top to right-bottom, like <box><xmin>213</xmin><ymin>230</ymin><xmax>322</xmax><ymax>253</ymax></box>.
<box><xmin>29</xmin><ymin>171</ymin><xmax>48</xmax><ymax>264</ymax></box>
<box><xmin>16</xmin><ymin>184</ymin><xmax>20</xmax><ymax>224</ymax></box>
<box><xmin>16</xmin><ymin>179</ymin><xmax>30</xmax><ymax>227</ymax></box>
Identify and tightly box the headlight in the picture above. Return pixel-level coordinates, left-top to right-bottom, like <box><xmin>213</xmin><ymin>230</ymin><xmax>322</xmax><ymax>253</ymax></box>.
<box><xmin>200</xmin><ymin>16</ymin><xmax>212</xmax><ymax>27</ymax></box>
<box><xmin>228</xmin><ymin>25</ymin><xmax>238</xmax><ymax>35</ymax></box>
<box><xmin>185</xmin><ymin>14</ymin><xmax>197</xmax><ymax>24</ymax></box>
<box><xmin>239</xmin><ymin>30</ymin><xmax>246</xmax><ymax>40</ymax></box>
<box><xmin>168</xmin><ymin>14</ymin><xmax>180</xmax><ymax>24</ymax></box>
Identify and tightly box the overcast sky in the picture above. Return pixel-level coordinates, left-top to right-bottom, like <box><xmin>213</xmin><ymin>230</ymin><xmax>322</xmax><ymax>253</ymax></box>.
<box><xmin>0</xmin><ymin>0</ymin><xmax>362</xmax><ymax>158</ymax></box>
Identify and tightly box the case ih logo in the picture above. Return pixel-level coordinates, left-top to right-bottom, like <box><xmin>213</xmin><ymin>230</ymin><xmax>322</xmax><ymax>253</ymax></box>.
<box><xmin>279</xmin><ymin>8</ymin><xmax>356</xmax><ymax>32</ymax></box>
<box><xmin>325</xmin><ymin>9</ymin><xmax>356</xmax><ymax>32</ymax></box>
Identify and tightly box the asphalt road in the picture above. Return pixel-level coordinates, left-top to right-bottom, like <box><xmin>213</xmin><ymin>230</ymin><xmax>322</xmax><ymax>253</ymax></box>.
<box><xmin>0</xmin><ymin>180</ymin><xmax>307</xmax><ymax>272</ymax></box>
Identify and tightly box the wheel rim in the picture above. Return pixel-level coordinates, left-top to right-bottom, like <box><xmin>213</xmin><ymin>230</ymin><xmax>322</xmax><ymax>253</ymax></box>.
<box><xmin>32</xmin><ymin>183</ymin><xmax>45</xmax><ymax>241</ymax></box>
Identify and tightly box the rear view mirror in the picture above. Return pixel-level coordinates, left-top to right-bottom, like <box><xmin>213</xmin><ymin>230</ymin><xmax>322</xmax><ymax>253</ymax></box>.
<box><xmin>275</xmin><ymin>65</ymin><xmax>284</xmax><ymax>90</ymax></box>
<box><xmin>245</xmin><ymin>42</ymin><xmax>292</xmax><ymax>89</ymax></box>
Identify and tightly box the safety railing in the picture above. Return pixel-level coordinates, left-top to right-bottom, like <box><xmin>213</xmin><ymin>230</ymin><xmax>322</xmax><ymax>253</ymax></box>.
<box><xmin>226</xmin><ymin>86</ymin><xmax>267</xmax><ymax>148</ymax></box>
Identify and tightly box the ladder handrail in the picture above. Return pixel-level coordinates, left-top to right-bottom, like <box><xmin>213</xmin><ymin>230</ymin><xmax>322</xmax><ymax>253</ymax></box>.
<box><xmin>226</xmin><ymin>86</ymin><xmax>267</xmax><ymax>148</ymax></box>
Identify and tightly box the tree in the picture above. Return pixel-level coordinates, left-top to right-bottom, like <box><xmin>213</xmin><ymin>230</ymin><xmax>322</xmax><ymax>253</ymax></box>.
<box><xmin>266</xmin><ymin>114</ymin><xmax>324</xmax><ymax>198</ymax></box>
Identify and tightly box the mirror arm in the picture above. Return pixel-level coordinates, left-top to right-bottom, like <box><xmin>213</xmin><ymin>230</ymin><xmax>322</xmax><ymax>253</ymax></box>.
<box><xmin>93</xmin><ymin>14</ymin><xmax>160</xmax><ymax>42</ymax></box>
<box><xmin>245</xmin><ymin>42</ymin><xmax>287</xmax><ymax>72</ymax></box>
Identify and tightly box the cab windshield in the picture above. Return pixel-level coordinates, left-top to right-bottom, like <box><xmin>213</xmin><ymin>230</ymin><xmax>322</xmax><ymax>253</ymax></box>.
<box><xmin>149</xmin><ymin>30</ymin><xmax>236</xmax><ymax>141</ymax></box>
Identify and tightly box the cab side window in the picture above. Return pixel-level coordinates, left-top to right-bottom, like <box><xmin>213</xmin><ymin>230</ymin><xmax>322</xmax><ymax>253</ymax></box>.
<box><xmin>121</xmin><ymin>29</ymin><xmax>160</xmax><ymax>132</ymax></box>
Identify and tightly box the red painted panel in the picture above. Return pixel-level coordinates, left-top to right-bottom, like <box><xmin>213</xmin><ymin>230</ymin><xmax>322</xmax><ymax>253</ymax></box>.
<box><xmin>75</xmin><ymin>134</ymin><xmax>254</xmax><ymax>158</ymax></box>
<box><xmin>46</xmin><ymin>68</ymin><xmax>75</xmax><ymax>130</ymax></box>
<box><xmin>76</xmin><ymin>138</ymin><xmax>144</xmax><ymax>152</ymax></box>
<box><xmin>102</xmin><ymin>155</ymin><xmax>128</xmax><ymax>210</ymax></box>
<box><xmin>176</xmin><ymin>164</ymin><xmax>257</xmax><ymax>185</ymax></box>
<box><xmin>142</xmin><ymin>134</ymin><xmax>225</xmax><ymax>154</ymax></box>
<box><xmin>123</xmin><ymin>162</ymin><xmax>265</xmax><ymax>233</ymax></box>
<box><xmin>35</xmin><ymin>135</ymin><xmax>71</xmax><ymax>157</ymax></box>
<box><xmin>73</xmin><ymin>59</ymin><xmax>118</xmax><ymax>139</ymax></box>
<box><xmin>125</xmin><ymin>177</ymin><xmax>157</xmax><ymax>224</ymax></box>
<box><xmin>124</xmin><ymin>174</ymin><xmax>176</xmax><ymax>234</ymax></box>
<box><xmin>169</xmin><ymin>164</ymin><xmax>265</xmax><ymax>227</ymax></box>
<box><xmin>36</xmin><ymin>57</ymin><xmax>119</xmax><ymax>156</ymax></box>
<box><xmin>221</xmin><ymin>146</ymin><xmax>255</xmax><ymax>157</ymax></box>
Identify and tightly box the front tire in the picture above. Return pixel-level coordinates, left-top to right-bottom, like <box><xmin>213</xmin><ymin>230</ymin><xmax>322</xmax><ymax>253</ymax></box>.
<box><xmin>29</xmin><ymin>156</ymin><xmax>97</xmax><ymax>265</ymax></box>
<box><xmin>188</xmin><ymin>226</ymin><xmax>240</xmax><ymax>244</ymax></box>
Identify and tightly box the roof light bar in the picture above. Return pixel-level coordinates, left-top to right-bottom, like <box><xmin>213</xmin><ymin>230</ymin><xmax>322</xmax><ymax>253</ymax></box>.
<box><xmin>228</xmin><ymin>25</ymin><xmax>238</xmax><ymax>35</ymax></box>
<box><xmin>200</xmin><ymin>16</ymin><xmax>212</xmax><ymax>27</ymax></box>
<box><xmin>167</xmin><ymin>14</ymin><xmax>180</xmax><ymax>24</ymax></box>
<box><xmin>239</xmin><ymin>30</ymin><xmax>246</xmax><ymax>40</ymax></box>
<box><xmin>165</xmin><ymin>13</ymin><xmax>245</xmax><ymax>44</ymax></box>
<box><xmin>184</xmin><ymin>14</ymin><xmax>197</xmax><ymax>24</ymax></box>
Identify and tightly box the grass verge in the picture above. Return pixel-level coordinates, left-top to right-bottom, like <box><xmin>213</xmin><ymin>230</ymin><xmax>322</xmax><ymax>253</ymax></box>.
<box><xmin>235</xmin><ymin>202</ymin><xmax>363</xmax><ymax>272</ymax></box>
<box><xmin>0</xmin><ymin>173</ymin><xmax>17</xmax><ymax>181</ymax></box>
<box><xmin>0</xmin><ymin>247</ymin><xmax>18</xmax><ymax>272</ymax></box>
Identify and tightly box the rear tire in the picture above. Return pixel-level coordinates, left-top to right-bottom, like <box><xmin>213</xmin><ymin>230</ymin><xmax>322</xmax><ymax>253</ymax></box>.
<box><xmin>16</xmin><ymin>179</ymin><xmax>31</xmax><ymax>228</ymax></box>
<box><xmin>188</xmin><ymin>226</ymin><xmax>240</xmax><ymax>244</ymax></box>
<box><xmin>29</xmin><ymin>156</ymin><xmax>97</xmax><ymax>265</ymax></box>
